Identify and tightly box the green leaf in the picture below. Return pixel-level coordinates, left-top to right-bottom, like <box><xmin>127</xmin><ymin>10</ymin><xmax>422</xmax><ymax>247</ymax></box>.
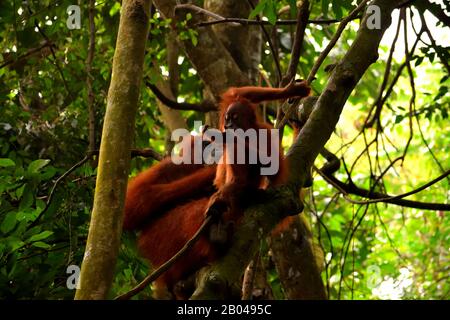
<box><xmin>19</xmin><ymin>183</ymin><xmax>34</xmax><ymax>211</ymax></box>
<box><xmin>15</xmin><ymin>184</ymin><xmax>25</xmax><ymax>200</ymax></box>
<box><xmin>287</xmin><ymin>0</ymin><xmax>297</xmax><ymax>17</ymax></box>
<box><xmin>0</xmin><ymin>158</ymin><xmax>15</xmax><ymax>167</ymax></box>
<box><xmin>435</xmin><ymin>86</ymin><xmax>448</xmax><ymax>100</ymax></box>
<box><xmin>191</xmin><ymin>35</ymin><xmax>198</xmax><ymax>46</ymax></box>
<box><xmin>0</xmin><ymin>1</ymin><xmax>14</xmax><ymax>24</ymax></box>
<box><xmin>1</xmin><ymin>212</ymin><xmax>17</xmax><ymax>234</ymax></box>
<box><xmin>189</xmin><ymin>29</ymin><xmax>198</xmax><ymax>46</ymax></box>
<box><xmin>31</xmin><ymin>241</ymin><xmax>51</xmax><ymax>249</ymax></box>
<box><xmin>17</xmin><ymin>27</ymin><xmax>40</xmax><ymax>48</ymax></box>
<box><xmin>322</xmin><ymin>0</ymin><xmax>330</xmax><ymax>18</ymax></box>
<box><xmin>249</xmin><ymin>0</ymin><xmax>267</xmax><ymax>19</ymax></box>
<box><xmin>109</xmin><ymin>2</ymin><xmax>121</xmax><ymax>16</ymax></box>
<box><xmin>415</xmin><ymin>56</ymin><xmax>424</xmax><ymax>66</ymax></box>
<box><xmin>6</xmin><ymin>237</ymin><xmax>24</xmax><ymax>252</ymax></box>
<box><xmin>40</xmin><ymin>166</ymin><xmax>57</xmax><ymax>180</ymax></box>
<box><xmin>28</xmin><ymin>231</ymin><xmax>54</xmax><ymax>242</ymax></box>
<box><xmin>16</xmin><ymin>210</ymin><xmax>33</xmax><ymax>222</ymax></box>
<box><xmin>441</xmin><ymin>107</ymin><xmax>448</xmax><ymax>119</ymax></box>
<box><xmin>27</xmin><ymin>159</ymin><xmax>51</xmax><ymax>174</ymax></box>
<box><xmin>440</xmin><ymin>74</ymin><xmax>449</xmax><ymax>84</ymax></box>
<box><xmin>264</xmin><ymin>1</ymin><xmax>277</xmax><ymax>25</ymax></box>
<box><xmin>1</xmin><ymin>142</ymin><xmax>9</xmax><ymax>155</ymax></box>
<box><xmin>332</xmin><ymin>1</ymin><xmax>343</xmax><ymax>20</ymax></box>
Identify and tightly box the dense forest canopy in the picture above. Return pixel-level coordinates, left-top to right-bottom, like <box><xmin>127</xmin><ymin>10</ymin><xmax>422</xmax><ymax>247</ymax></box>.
<box><xmin>0</xmin><ymin>0</ymin><xmax>449</xmax><ymax>300</ymax></box>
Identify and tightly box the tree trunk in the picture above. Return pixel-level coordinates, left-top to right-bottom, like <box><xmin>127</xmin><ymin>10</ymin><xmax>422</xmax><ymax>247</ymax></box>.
<box><xmin>204</xmin><ymin>0</ymin><xmax>262</xmax><ymax>83</ymax></box>
<box><xmin>153</xmin><ymin>0</ymin><xmax>250</xmax><ymax>97</ymax></box>
<box><xmin>270</xmin><ymin>215</ymin><xmax>327</xmax><ymax>299</ymax></box>
<box><xmin>75</xmin><ymin>0</ymin><xmax>150</xmax><ymax>299</ymax></box>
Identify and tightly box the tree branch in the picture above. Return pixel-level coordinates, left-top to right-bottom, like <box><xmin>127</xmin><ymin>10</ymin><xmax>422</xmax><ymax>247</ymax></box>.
<box><xmin>317</xmin><ymin>168</ymin><xmax>450</xmax><ymax>211</ymax></box>
<box><xmin>276</xmin><ymin>0</ymin><xmax>369</xmax><ymax>130</ymax></box>
<box><xmin>146</xmin><ymin>80</ymin><xmax>217</xmax><ymax>112</ymax></box>
<box><xmin>414</xmin><ymin>0</ymin><xmax>450</xmax><ymax>28</ymax></box>
<box><xmin>281</xmin><ymin>0</ymin><xmax>310</xmax><ymax>86</ymax></box>
<box><xmin>196</xmin><ymin>17</ymin><xmax>359</xmax><ymax>27</ymax></box>
<box><xmin>287</xmin><ymin>0</ymin><xmax>399</xmax><ymax>188</ymax></box>
<box><xmin>0</xmin><ymin>41</ymin><xmax>52</xmax><ymax>69</ymax></box>
<box><xmin>175</xmin><ymin>3</ymin><xmax>239</xmax><ymax>26</ymax></box>
<box><xmin>130</xmin><ymin>148</ymin><xmax>163</xmax><ymax>160</ymax></box>
<box><xmin>115</xmin><ymin>215</ymin><xmax>213</xmax><ymax>300</ymax></box>
<box><xmin>306</xmin><ymin>0</ymin><xmax>369</xmax><ymax>83</ymax></box>
<box><xmin>418</xmin><ymin>11</ymin><xmax>450</xmax><ymax>74</ymax></box>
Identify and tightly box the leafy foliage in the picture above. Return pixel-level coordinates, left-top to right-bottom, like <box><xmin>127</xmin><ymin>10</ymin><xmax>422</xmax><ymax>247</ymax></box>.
<box><xmin>0</xmin><ymin>0</ymin><xmax>448</xmax><ymax>299</ymax></box>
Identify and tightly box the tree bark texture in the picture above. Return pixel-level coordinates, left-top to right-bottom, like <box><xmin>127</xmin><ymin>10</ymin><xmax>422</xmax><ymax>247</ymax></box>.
<box><xmin>75</xmin><ymin>0</ymin><xmax>151</xmax><ymax>299</ymax></box>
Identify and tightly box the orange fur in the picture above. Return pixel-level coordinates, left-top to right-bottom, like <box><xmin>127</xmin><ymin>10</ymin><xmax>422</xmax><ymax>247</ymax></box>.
<box><xmin>124</xmin><ymin>159</ymin><xmax>216</xmax><ymax>230</ymax></box>
<box><xmin>138</xmin><ymin>198</ymin><xmax>214</xmax><ymax>289</ymax></box>
<box><xmin>124</xmin><ymin>83</ymin><xmax>311</xmax><ymax>298</ymax></box>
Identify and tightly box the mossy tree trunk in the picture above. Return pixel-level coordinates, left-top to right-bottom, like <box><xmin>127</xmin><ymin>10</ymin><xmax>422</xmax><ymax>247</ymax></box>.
<box><xmin>75</xmin><ymin>0</ymin><xmax>150</xmax><ymax>300</ymax></box>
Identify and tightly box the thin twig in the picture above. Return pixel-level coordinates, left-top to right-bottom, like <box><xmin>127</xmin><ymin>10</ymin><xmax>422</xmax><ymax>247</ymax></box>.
<box><xmin>415</xmin><ymin>114</ymin><xmax>449</xmax><ymax>184</ymax></box>
<box><xmin>419</xmin><ymin>12</ymin><xmax>450</xmax><ymax>74</ymax></box>
<box><xmin>0</xmin><ymin>41</ymin><xmax>52</xmax><ymax>69</ymax></box>
<box><xmin>130</xmin><ymin>148</ymin><xmax>163</xmax><ymax>160</ymax></box>
<box><xmin>146</xmin><ymin>81</ymin><xmax>217</xmax><ymax>112</ymax></box>
<box><xmin>247</xmin><ymin>0</ymin><xmax>282</xmax><ymax>83</ymax></box>
<box><xmin>28</xmin><ymin>148</ymin><xmax>162</xmax><ymax>229</ymax></box>
<box><xmin>242</xmin><ymin>251</ymin><xmax>260</xmax><ymax>300</ymax></box>
<box><xmin>276</xmin><ymin>0</ymin><xmax>370</xmax><ymax>130</ymax></box>
<box><xmin>25</xmin><ymin>3</ymin><xmax>73</xmax><ymax>100</ymax></box>
<box><xmin>28</xmin><ymin>154</ymin><xmax>93</xmax><ymax>229</ymax></box>
<box><xmin>337</xmin><ymin>204</ymin><xmax>367</xmax><ymax>299</ymax></box>
<box><xmin>86</xmin><ymin>0</ymin><xmax>96</xmax><ymax>157</ymax></box>
<box><xmin>175</xmin><ymin>3</ymin><xmax>240</xmax><ymax>26</ymax></box>
<box><xmin>316</xmin><ymin>167</ymin><xmax>450</xmax><ymax>209</ymax></box>
<box><xmin>307</xmin><ymin>190</ymin><xmax>337</xmax><ymax>298</ymax></box>
<box><xmin>401</xmin><ymin>8</ymin><xmax>415</xmax><ymax>164</ymax></box>
<box><xmin>365</xmin><ymin>12</ymin><xmax>402</xmax><ymax>128</ymax></box>
<box><xmin>306</xmin><ymin>0</ymin><xmax>369</xmax><ymax>83</ymax></box>
<box><xmin>196</xmin><ymin>17</ymin><xmax>356</xmax><ymax>27</ymax></box>
<box><xmin>92</xmin><ymin>148</ymin><xmax>162</xmax><ymax>160</ymax></box>
<box><xmin>280</xmin><ymin>0</ymin><xmax>310</xmax><ymax>87</ymax></box>
<box><xmin>115</xmin><ymin>215</ymin><xmax>213</xmax><ymax>300</ymax></box>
